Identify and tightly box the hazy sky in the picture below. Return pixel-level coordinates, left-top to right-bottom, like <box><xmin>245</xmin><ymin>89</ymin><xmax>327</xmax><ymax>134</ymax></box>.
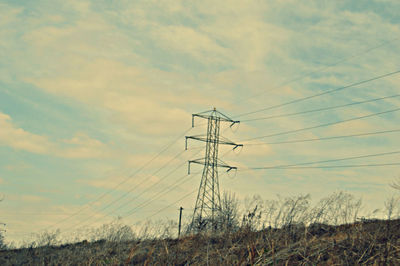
<box><xmin>1</xmin><ymin>0</ymin><xmax>400</xmax><ymax>243</ymax></box>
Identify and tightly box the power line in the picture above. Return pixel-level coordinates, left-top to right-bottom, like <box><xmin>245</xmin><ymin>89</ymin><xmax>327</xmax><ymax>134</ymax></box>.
<box><xmin>28</xmin><ymin>127</ymin><xmax>193</xmax><ymax>235</ymax></box>
<box><xmin>105</xmin><ymin>152</ymin><xmax>200</xmax><ymax>215</ymax></box>
<box><xmin>236</xmin><ymin>70</ymin><xmax>400</xmax><ymax>118</ymax></box>
<box><xmin>120</xmin><ymin>149</ymin><xmax>233</xmax><ymax>222</ymax></box>
<box><xmin>242</xmin><ymin>106</ymin><xmax>400</xmax><ymax>142</ymax></box>
<box><xmin>60</xmin><ymin>147</ymin><xmax>204</xmax><ymax>233</ymax></box>
<box><xmin>123</xmin><ymin>171</ymin><xmax>202</xmax><ymax>219</ymax></box>
<box><xmin>241</xmin><ymin>150</ymin><xmax>400</xmax><ymax>170</ymax></box>
<box><xmin>241</xmin><ymin>94</ymin><xmax>400</xmax><ymax>122</ymax></box>
<box><xmin>62</xmin><ymin>171</ymin><xmax>201</xmax><ymax>237</ymax></box>
<box><xmin>67</xmin><ymin>148</ymin><xmax>205</xmax><ymax>232</ymax></box>
<box><xmin>138</xmin><ymin>188</ymin><xmax>198</xmax><ymax>221</ymax></box>
<box><xmin>85</xmin><ymin>149</ymin><xmax>188</xmax><ymax>214</ymax></box>
<box><xmin>60</xmin><ymin>140</ymin><xmax>234</xmax><ymax>235</ymax></box>
<box><xmin>0</xmin><ymin>209</ymin><xmax>161</xmax><ymax>216</ymax></box>
<box><xmin>233</xmin><ymin>37</ymin><xmax>399</xmax><ymax>107</ymax></box>
<box><xmin>240</xmin><ymin>163</ymin><xmax>400</xmax><ymax>170</ymax></box>
<box><xmin>244</xmin><ymin>129</ymin><xmax>400</xmax><ymax>146</ymax></box>
<box><xmin>126</xmin><ymin>169</ymin><xmax>230</xmax><ymax>223</ymax></box>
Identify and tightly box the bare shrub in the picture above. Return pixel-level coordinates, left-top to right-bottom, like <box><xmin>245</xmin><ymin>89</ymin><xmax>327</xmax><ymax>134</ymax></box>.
<box><xmin>24</xmin><ymin>229</ymin><xmax>61</xmax><ymax>248</ymax></box>
<box><xmin>238</xmin><ymin>192</ymin><xmax>361</xmax><ymax>232</ymax></box>
<box><xmin>310</xmin><ymin>191</ymin><xmax>362</xmax><ymax>225</ymax></box>
<box><xmin>219</xmin><ymin>191</ymin><xmax>240</xmax><ymax>232</ymax></box>
<box><xmin>133</xmin><ymin>219</ymin><xmax>178</xmax><ymax>239</ymax></box>
<box><xmin>263</xmin><ymin>198</ymin><xmax>278</xmax><ymax>228</ymax></box>
<box><xmin>150</xmin><ymin>219</ymin><xmax>178</xmax><ymax>239</ymax></box>
<box><xmin>384</xmin><ymin>195</ymin><xmax>400</xmax><ymax>220</ymax></box>
<box><xmin>242</xmin><ymin>195</ymin><xmax>264</xmax><ymax>230</ymax></box>
<box><xmin>91</xmin><ymin>219</ymin><xmax>135</xmax><ymax>242</ymax></box>
<box><xmin>275</xmin><ymin>194</ymin><xmax>310</xmax><ymax>228</ymax></box>
<box><xmin>0</xmin><ymin>197</ymin><xmax>7</xmax><ymax>250</ymax></box>
<box><xmin>0</xmin><ymin>231</ymin><xmax>6</xmax><ymax>250</ymax></box>
<box><xmin>253</xmin><ymin>194</ymin><xmax>310</xmax><ymax>230</ymax></box>
<box><xmin>390</xmin><ymin>177</ymin><xmax>400</xmax><ymax>190</ymax></box>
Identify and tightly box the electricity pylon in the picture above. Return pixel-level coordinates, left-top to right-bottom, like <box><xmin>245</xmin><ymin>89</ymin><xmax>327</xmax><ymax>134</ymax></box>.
<box><xmin>186</xmin><ymin>108</ymin><xmax>242</xmax><ymax>232</ymax></box>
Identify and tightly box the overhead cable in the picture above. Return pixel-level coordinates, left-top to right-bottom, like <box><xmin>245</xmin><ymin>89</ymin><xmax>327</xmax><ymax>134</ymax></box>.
<box><xmin>240</xmin><ymin>163</ymin><xmax>400</xmax><ymax>170</ymax></box>
<box><xmin>241</xmin><ymin>94</ymin><xmax>400</xmax><ymax>122</ymax></box>
<box><xmin>237</xmin><ymin>70</ymin><xmax>400</xmax><ymax>118</ymax></box>
<box><xmin>242</xmin><ymin>107</ymin><xmax>400</xmax><ymax>142</ymax></box>
<box><xmin>234</xmin><ymin>37</ymin><xmax>399</xmax><ymax>107</ymax></box>
<box><xmin>244</xmin><ymin>129</ymin><xmax>400</xmax><ymax>146</ymax></box>
<box><xmin>242</xmin><ymin>150</ymin><xmax>400</xmax><ymax>170</ymax></box>
<box><xmin>30</xmin><ymin>126</ymin><xmax>193</xmax><ymax>235</ymax></box>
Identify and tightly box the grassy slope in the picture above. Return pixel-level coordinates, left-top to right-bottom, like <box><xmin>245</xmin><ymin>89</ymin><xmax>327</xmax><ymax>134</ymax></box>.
<box><xmin>1</xmin><ymin>219</ymin><xmax>399</xmax><ymax>265</ymax></box>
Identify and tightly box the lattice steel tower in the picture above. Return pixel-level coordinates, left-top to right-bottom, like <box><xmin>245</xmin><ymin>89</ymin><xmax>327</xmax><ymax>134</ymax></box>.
<box><xmin>186</xmin><ymin>108</ymin><xmax>242</xmax><ymax>232</ymax></box>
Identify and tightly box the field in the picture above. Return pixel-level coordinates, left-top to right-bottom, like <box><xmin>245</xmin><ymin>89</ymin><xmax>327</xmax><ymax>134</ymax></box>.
<box><xmin>1</xmin><ymin>218</ymin><xmax>399</xmax><ymax>265</ymax></box>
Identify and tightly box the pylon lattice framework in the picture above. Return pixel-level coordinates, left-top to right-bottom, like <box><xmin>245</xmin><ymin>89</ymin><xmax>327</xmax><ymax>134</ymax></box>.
<box><xmin>186</xmin><ymin>108</ymin><xmax>242</xmax><ymax>232</ymax></box>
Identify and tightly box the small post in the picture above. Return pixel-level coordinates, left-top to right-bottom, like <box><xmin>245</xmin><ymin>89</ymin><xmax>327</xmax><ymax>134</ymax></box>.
<box><xmin>178</xmin><ymin>207</ymin><xmax>183</xmax><ymax>238</ymax></box>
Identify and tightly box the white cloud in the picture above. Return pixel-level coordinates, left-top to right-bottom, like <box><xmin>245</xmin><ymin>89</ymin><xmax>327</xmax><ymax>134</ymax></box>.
<box><xmin>62</xmin><ymin>133</ymin><xmax>110</xmax><ymax>159</ymax></box>
<box><xmin>203</xmin><ymin>20</ymin><xmax>289</xmax><ymax>72</ymax></box>
<box><xmin>0</xmin><ymin>112</ymin><xmax>54</xmax><ymax>154</ymax></box>
<box><xmin>0</xmin><ymin>3</ymin><xmax>22</xmax><ymax>28</ymax></box>
<box><xmin>151</xmin><ymin>25</ymin><xmax>229</xmax><ymax>64</ymax></box>
<box><xmin>6</xmin><ymin>193</ymin><xmax>48</xmax><ymax>203</ymax></box>
<box><xmin>0</xmin><ymin>112</ymin><xmax>111</xmax><ymax>159</ymax></box>
<box><xmin>24</xmin><ymin>56</ymin><xmax>230</xmax><ymax>135</ymax></box>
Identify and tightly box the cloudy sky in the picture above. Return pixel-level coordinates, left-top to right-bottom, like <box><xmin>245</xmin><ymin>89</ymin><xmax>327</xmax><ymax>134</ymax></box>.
<box><xmin>1</xmin><ymin>0</ymin><xmax>400</xmax><ymax>243</ymax></box>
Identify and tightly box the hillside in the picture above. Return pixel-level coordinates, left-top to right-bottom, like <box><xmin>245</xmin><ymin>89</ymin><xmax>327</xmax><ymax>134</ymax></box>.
<box><xmin>1</xmin><ymin>218</ymin><xmax>399</xmax><ymax>265</ymax></box>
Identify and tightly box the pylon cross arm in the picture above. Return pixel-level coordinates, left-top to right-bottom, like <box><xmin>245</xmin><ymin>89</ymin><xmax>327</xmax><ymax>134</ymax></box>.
<box><xmin>191</xmin><ymin>110</ymin><xmax>240</xmax><ymax>127</ymax></box>
<box><xmin>193</xmin><ymin>113</ymin><xmax>239</xmax><ymax>123</ymax></box>
<box><xmin>188</xmin><ymin>159</ymin><xmax>237</xmax><ymax>174</ymax></box>
<box><xmin>185</xmin><ymin>135</ymin><xmax>242</xmax><ymax>150</ymax></box>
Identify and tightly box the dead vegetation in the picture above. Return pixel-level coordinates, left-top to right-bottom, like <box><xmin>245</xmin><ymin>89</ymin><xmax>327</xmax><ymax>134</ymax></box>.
<box><xmin>1</xmin><ymin>191</ymin><xmax>400</xmax><ymax>265</ymax></box>
<box><xmin>0</xmin><ymin>218</ymin><xmax>399</xmax><ymax>265</ymax></box>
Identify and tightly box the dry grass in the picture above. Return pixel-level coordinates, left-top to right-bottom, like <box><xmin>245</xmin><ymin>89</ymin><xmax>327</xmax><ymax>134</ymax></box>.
<box><xmin>1</xmin><ymin>218</ymin><xmax>399</xmax><ymax>265</ymax></box>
